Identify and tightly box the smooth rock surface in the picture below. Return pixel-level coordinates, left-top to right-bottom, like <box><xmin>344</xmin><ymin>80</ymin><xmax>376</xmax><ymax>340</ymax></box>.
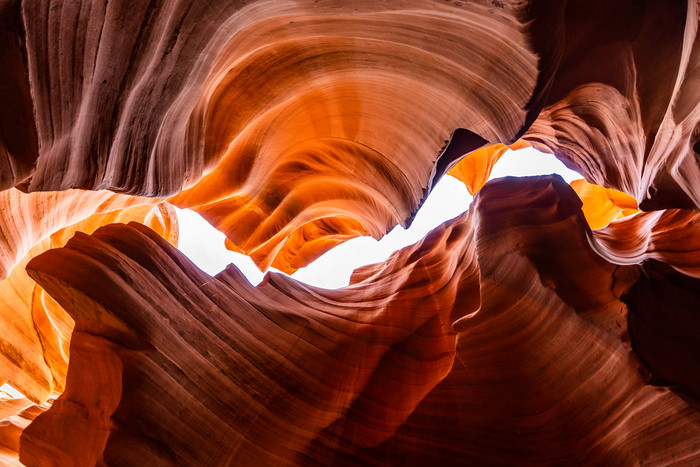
<box><xmin>0</xmin><ymin>1</ymin><xmax>697</xmax><ymax>465</ymax></box>
<box><xmin>20</xmin><ymin>177</ymin><xmax>700</xmax><ymax>465</ymax></box>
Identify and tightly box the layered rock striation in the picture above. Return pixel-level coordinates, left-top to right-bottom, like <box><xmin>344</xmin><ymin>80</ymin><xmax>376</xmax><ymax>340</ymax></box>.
<box><xmin>0</xmin><ymin>0</ymin><xmax>697</xmax><ymax>465</ymax></box>
<box><xmin>19</xmin><ymin>177</ymin><xmax>700</xmax><ymax>465</ymax></box>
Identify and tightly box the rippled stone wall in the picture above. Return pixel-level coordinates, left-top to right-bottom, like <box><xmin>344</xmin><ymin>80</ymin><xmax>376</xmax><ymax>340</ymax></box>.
<box><xmin>0</xmin><ymin>1</ymin><xmax>698</xmax><ymax>465</ymax></box>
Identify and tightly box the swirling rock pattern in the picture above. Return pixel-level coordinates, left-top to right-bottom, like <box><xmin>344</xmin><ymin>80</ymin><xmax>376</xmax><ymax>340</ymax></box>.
<box><xmin>3</xmin><ymin>0</ymin><xmax>698</xmax><ymax>271</ymax></box>
<box><xmin>0</xmin><ymin>189</ymin><xmax>165</xmax><ymax>281</ymax></box>
<box><xmin>21</xmin><ymin>213</ymin><xmax>478</xmax><ymax>465</ymax></box>
<box><xmin>8</xmin><ymin>0</ymin><xmax>541</xmax><ymax>271</ymax></box>
<box><xmin>0</xmin><ymin>0</ymin><xmax>697</xmax><ymax>465</ymax></box>
<box><xmin>522</xmin><ymin>0</ymin><xmax>700</xmax><ymax>211</ymax></box>
<box><xmin>0</xmin><ymin>200</ymin><xmax>177</xmax><ymax>404</ymax></box>
<box><xmin>17</xmin><ymin>177</ymin><xmax>700</xmax><ymax>465</ymax></box>
<box><xmin>331</xmin><ymin>177</ymin><xmax>700</xmax><ymax>465</ymax></box>
<box><xmin>167</xmin><ymin>0</ymin><xmax>538</xmax><ymax>272</ymax></box>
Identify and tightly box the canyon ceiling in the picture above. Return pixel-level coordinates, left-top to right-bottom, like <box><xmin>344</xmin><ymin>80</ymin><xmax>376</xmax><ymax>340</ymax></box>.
<box><xmin>0</xmin><ymin>0</ymin><xmax>699</xmax><ymax>465</ymax></box>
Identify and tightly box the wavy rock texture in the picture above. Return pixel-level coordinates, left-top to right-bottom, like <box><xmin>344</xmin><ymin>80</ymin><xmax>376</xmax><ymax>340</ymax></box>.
<box><xmin>0</xmin><ymin>189</ymin><xmax>164</xmax><ymax>280</ymax></box>
<box><xmin>523</xmin><ymin>1</ymin><xmax>700</xmax><ymax>211</ymax></box>
<box><xmin>0</xmin><ymin>201</ymin><xmax>177</xmax><ymax>404</ymax></box>
<box><xmin>15</xmin><ymin>0</ymin><xmax>536</xmax><ymax>198</ymax></box>
<box><xmin>0</xmin><ymin>395</ymin><xmax>53</xmax><ymax>466</ymax></box>
<box><xmin>15</xmin><ymin>177</ymin><xmax>700</xmax><ymax>465</ymax></box>
<box><xmin>6</xmin><ymin>0</ymin><xmax>540</xmax><ymax>271</ymax></box>
<box><xmin>167</xmin><ymin>0</ymin><xmax>539</xmax><ymax>272</ymax></box>
<box><xmin>21</xmin><ymin>213</ymin><xmax>478</xmax><ymax>465</ymax></box>
<box><xmin>0</xmin><ymin>0</ymin><xmax>697</xmax><ymax>465</ymax></box>
<box><xmin>0</xmin><ymin>1</ymin><xmax>37</xmax><ymax>191</ymax></box>
<box><xmin>592</xmin><ymin>208</ymin><xmax>700</xmax><ymax>278</ymax></box>
<box><xmin>332</xmin><ymin>177</ymin><xmax>700</xmax><ymax>465</ymax></box>
<box><xmin>4</xmin><ymin>0</ymin><xmax>698</xmax><ymax>272</ymax></box>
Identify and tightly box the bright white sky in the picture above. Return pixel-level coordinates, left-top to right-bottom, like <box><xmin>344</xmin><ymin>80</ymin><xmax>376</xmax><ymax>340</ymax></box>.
<box><xmin>0</xmin><ymin>382</ymin><xmax>25</xmax><ymax>399</ymax></box>
<box><xmin>176</xmin><ymin>147</ymin><xmax>581</xmax><ymax>288</ymax></box>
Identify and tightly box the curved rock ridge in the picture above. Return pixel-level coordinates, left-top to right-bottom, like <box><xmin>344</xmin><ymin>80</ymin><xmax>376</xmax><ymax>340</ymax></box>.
<box><xmin>523</xmin><ymin>0</ymin><xmax>700</xmax><ymax>210</ymax></box>
<box><xmin>0</xmin><ymin>188</ymin><xmax>165</xmax><ymax>281</ymax></box>
<box><xmin>11</xmin><ymin>0</ymin><xmax>537</xmax><ymax>196</ymax></box>
<box><xmin>570</xmin><ymin>178</ymin><xmax>639</xmax><ymax>229</ymax></box>
<box><xmin>0</xmin><ymin>202</ymin><xmax>177</xmax><ymax>404</ymax></box>
<box><xmin>2</xmin><ymin>0</ymin><xmax>698</xmax><ymax>275</ymax></box>
<box><xmin>167</xmin><ymin>0</ymin><xmax>540</xmax><ymax>273</ymax></box>
<box><xmin>18</xmin><ymin>176</ymin><xmax>700</xmax><ymax>465</ymax></box>
<box><xmin>10</xmin><ymin>0</ymin><xmax>537</xmax><ymax>273</ymax></box>
<box><xmin>0</xmin><ymin>394</ymin><xmax>54</xmax><ymax>466</ymax></box>
<box><xmin>592</xmin><ymin>208</ymin><xmax>700</xmax><ymax>279</ymax></box>
<box><xmin>447</xmin><ymin>140</ymin><xmax>531</xmax><ymax>195</ymax></box>
<box><xmin>0</xmin><ymin>1</ymin><xmax>697</xmax><ymax>464</ymax></box>
<box><xmin>328</xmin><ymin>177</ymin><xmax>700</xmax><ymax>465</ymax></box>
<box><xmin>21</xmin><ymin>210</ymin><xmax>478</xmax><ymax>465</ymax></box>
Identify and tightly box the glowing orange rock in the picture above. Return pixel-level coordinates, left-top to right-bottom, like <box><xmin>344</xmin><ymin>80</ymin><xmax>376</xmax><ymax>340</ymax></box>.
<box><xmin>0</xmin><ymin>0</ymin><xmax>697</xmax><ymax>464</ymax></box>
<box><xmin>168</xmin><ymin>0</ymin><xmax>539</xmax><ymax>273</ymax></box>
<box><xmin>570</xmin><ymin>178</ymin><xmax>639</xmax><ymax>229</ymax></box>
<box><xmin>0</xmin><ymin>395</ymin><xmax>53</xmax><ymax>466</ymax></box>
<box><xmin>0</xmin><ymin>202</ymin><xmax>177</xmax><ymax>403</ymax></box>
<box><xmin>0</xmin><ymin>189</ymin><xmax>165</xmax><ymax>281</ymax></box>
<box><xmin>448</xmin><ymin>140</ymin><xmax>531</xmax><ymax>195</ymax></box>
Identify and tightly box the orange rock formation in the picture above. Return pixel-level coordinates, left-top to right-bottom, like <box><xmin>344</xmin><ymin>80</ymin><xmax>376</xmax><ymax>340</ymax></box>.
<box><xmin>0</xmin><ymin>195</ymin><xmax>177</xmax><ymax>403</ymax></box>
<box><xmin>0</xmin><ymin>0</ymin><xmax>698</xmax><ymax>465</ymax></box>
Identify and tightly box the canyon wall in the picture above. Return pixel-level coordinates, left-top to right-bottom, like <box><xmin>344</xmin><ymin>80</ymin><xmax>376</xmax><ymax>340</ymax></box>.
<box><xmin>0</xmin><ymin>0</ymin><xmax>697</xmax><ymax>465</ymax></box>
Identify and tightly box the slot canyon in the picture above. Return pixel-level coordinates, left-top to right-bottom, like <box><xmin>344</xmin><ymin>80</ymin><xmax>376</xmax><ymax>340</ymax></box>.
<box><xmin>0</xmin><ymin>0</ymin><xmax>699</xmax><ymax>465</ymax></box>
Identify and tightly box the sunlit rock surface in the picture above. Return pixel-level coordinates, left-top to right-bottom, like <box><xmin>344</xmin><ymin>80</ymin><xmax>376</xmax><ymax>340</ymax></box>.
<box><xmin>0</xmin><ymin>198</ymin><xmax>177</xmax><ymax>403</ymax></box>
<box><xmin>447</xmin><ymin>140</ymin><xmax>531</xmax><ymax>195</ymax></box>
<box><xmin>0</xmin><ymin>394</ymin><xmax>54</xmax><ymax>466</ymax></box>
<box><xmin>19</xmin><ymin>177</ymin><xmax>700</xmax><ymax>465</ymax></box>
<box><xmin>0</xmin><ymin>0</ymin><xmax>698</xmax><ymax>464</ymax></box>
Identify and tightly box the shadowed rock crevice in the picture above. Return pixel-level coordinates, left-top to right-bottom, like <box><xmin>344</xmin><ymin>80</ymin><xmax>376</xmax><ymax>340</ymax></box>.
<box><xmin>624</xmin><ymin>259</ymin><xmax>700</xmax><ymax>400</ymax></box>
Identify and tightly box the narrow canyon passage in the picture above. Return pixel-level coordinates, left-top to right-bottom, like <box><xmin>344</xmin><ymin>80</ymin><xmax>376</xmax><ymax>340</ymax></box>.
<box><xmin>0</xmin><ymin>0</ymin><xmax>698</xmax><ymax>465</ymax></box>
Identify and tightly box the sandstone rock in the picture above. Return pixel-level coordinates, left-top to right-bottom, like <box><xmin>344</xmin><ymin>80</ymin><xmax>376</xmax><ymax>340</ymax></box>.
<box><xmin>18</xmin><ymin>177</ymin><xmax>700</xmax><ymax>465</ymax></box>
<box><xmin>0</xmin><ymin>201</ymin><xmax>177</xmax><ymax>403</ymax></box>
<box><xmin>0</xmin><ymin>0</ymin><xmax>696</xmax><ymax>464</ymax></box>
